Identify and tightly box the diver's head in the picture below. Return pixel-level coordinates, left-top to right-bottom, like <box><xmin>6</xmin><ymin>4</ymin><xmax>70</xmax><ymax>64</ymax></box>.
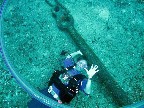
<box><xmin>76</xmin><ymin>56</ymin><xmax>88</xmax><ymax>71</ymax></box>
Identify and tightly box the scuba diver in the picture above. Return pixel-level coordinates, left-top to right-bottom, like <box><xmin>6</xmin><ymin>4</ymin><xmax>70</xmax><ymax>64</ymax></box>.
<box><xmin>28</xmin><ymin>50</ymin><xmax>99</xmax><ymax>107</ymax></box>
<box><xmin>48</xmin><ymin>50</ymin><xmax>99</xmax><ymax>104</ymax></box>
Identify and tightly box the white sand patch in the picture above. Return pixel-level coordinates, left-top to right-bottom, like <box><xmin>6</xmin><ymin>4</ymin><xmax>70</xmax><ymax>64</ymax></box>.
<box><xmin>98</xmin><ymin>8</ymin><xmax>110</xmax><ymax>21</ymax></box>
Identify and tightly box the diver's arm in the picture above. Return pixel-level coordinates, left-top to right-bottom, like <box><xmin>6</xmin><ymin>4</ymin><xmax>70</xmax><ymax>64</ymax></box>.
<box><xmin>54</xmin><ymin>95</ymin><xmax>62</xmax><ymax>104</ymax></box>
<box><xmin>66</xmin><ymin>50</ymin><xmax>83</xmax><ymax>58</ymax></box>
<box><xmin>84</xmin><ymin>64</ymin><xmax>99</xmax><ymax>94</ymax></box>
<box><xmin>84</xmin><ymin>78</ymin><xmax>91</xmax><ymax>94</ymax></box>
<box><xmin>48</xmin><ymin>86</ymin><xmax>62</xmax><ymax>103</ymax></box>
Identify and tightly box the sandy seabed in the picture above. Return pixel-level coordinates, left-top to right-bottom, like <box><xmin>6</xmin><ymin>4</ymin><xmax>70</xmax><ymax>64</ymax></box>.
<box><xmin>0</xmin><ymin>0</ymin><xmax>144</xmax><ymax>108</ymax></box>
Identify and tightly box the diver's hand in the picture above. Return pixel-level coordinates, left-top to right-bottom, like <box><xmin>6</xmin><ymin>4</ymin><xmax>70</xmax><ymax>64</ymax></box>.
<box><xmin>84</xmin><ymin>64</ymin><xmax>99</xmax><ymax>79</ymax></box>
<box><xmin>58</xmin><ymin>100</ymin><xmax>62</xmax><ymax>104</ymax></box>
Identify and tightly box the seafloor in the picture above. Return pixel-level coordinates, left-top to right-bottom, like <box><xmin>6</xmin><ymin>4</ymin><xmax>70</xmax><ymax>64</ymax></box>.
<box><xmin>0</xmin><ymin>0</ymin><xmax>144</xmax><ymax>108</ymax></box>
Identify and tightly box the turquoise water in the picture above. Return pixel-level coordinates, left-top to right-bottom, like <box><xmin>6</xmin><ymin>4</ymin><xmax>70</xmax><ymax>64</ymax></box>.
<box><xmin>0</xmin><ymin>0</ymin><xmax>144</xmax><ymax>108</ymax></box>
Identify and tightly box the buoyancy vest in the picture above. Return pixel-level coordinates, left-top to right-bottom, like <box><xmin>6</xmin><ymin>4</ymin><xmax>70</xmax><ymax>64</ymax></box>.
<box><xmin>48</xmin><ymin>69</ymin><xmax>86</xmax><ymax>103</ymax></box>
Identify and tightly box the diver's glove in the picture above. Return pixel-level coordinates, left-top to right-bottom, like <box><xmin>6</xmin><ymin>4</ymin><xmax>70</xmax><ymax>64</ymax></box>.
<box><xmin>84</xmin><ymin>64</ymin><xmax>99</xmax><ymax>79</ymax></box>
